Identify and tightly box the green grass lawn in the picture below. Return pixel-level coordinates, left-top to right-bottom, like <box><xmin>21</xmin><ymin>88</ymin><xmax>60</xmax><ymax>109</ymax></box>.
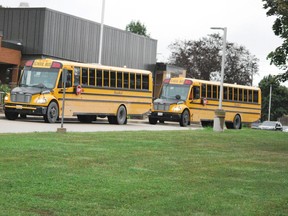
<box><xmin>0</xmin><ymin>129</ymin><xmax>287</xmax><ymax>216</ymax></box>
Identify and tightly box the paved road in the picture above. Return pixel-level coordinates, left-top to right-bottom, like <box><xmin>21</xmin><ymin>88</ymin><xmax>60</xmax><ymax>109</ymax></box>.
<box><xmin>0</xmin><ymin>114</ymin><xmax>202</xmax><ymax>133</ymax></box>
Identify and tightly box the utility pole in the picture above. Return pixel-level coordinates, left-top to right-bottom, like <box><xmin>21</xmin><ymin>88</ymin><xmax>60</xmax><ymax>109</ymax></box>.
<box><xmin>268</xmin><ymin>84</ymin><xmax>272</xmax><ymax>121</ymax></box>
<box><xmin>98</xmin><ymin>0</ymin><xmax>105</xmax><ymax>64</ymax></box>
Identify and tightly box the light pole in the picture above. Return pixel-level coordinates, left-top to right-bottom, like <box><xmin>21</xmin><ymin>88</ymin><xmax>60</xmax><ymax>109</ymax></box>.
<box><xmin>211</xmin><ymin>27</ymin><xmax>227</xmax><ymax>132</ymax></box>
<box><xmin>98</xmin><ymin>0</ymin><xmax>105</xmax><ymax>64</ymax></box>
<box><xmin>268</xmin><ymin>84</ymin><xmax>272</xmax><ymax>121</ymax></box>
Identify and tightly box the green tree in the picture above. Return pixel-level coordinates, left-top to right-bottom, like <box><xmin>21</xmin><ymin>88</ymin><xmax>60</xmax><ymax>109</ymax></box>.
<box><xmin>263</xmin><ymin>0</ymin><xmax>288</xmax><ymax>81</ymax></box>
<box><xmin>169</xmin><ymin>34</ymin><xmax>259</xmax><ymax>85</ymax></box>
<box><xmin>258</xmin><ymin>75</ymin><xmax>288</xmax><ymax>121</ymax></box>
<box><xmin>125</xmin><ymin>20</ymin><xmax>149</xmax><ymax>37</ymax></box>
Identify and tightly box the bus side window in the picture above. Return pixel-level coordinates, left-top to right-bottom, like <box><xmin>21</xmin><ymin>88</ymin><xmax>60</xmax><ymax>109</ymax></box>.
<box><xmin>74</xmin><ymin>67</ymin><xmax>80</xmax><ymax>86</ymax></box>
<box><xmin>201</xmin><ymin>84</ymin><xmax>206</xmax><ymax>98</ymax></box>
<box><xmin>82</xmin><ymin>68</ymin><xmax>88</xmax><ymax>85</ymax></box>
<box><xmin>193</xmin><ymin>86</ymin><xmax>200</xmax><ymax>99</ymax></box>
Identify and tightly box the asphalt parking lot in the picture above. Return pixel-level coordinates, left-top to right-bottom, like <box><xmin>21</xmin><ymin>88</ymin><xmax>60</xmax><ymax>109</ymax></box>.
<box><xmin>0</xmin><ymin>114</ymin><xmax>202</xmax><ymax>133</ymax></box>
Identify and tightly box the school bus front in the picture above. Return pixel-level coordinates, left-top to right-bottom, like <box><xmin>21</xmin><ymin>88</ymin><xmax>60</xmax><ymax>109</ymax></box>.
<box><xmin>4</xmin><ymin>59</ymin><xmax>66</xmax><ymax>123</ymax></box>
<box><xmin>149</xmin><ymin>78</ymin><xmax>193</xmax><ymax>127</ymax></box>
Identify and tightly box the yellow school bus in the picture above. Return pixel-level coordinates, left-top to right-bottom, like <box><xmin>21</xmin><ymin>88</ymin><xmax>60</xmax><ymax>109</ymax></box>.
<box><xmin>4</xmin><ymin>58</ymin><xmax>153</xmax><ymax>124</ymax></box>
<box><xmin>148</xmin><ymin>77</ymin><xmax>261</xmax><ymax>128</ymax></box>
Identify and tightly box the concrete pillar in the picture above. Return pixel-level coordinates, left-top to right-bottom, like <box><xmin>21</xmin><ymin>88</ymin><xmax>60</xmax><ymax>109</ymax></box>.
<box><xmin>213</xmin><ymin>109</ymin><xmax>226</xmax><ymax>132</ymax></box>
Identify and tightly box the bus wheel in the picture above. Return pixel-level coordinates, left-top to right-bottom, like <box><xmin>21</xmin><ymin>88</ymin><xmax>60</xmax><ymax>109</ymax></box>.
<box><xmin>5</xmin><ymin>111</ymin><xmax>19</xmax><ymax>120</ymax></box>
<box><xmin>233</xmin><ymin>114</ymin><xmax>242</xmax><ymax>129</ymax></box>
<box><xmin>180</xmin><ymin>109</ymin><xmax>189</xmax><ymax>127</ymax></box>
<box><xmin>116</xmin><ymin>105</ymin><xmax>127</xmax><ymax>125</ymax></box>
<box><xmin>44</xmin><ymin>102</ymin><xmax>58</xmax><ymax>123</ymax></box>
<box><xmin>149</xmin><ymin>117</ymin><xmax>158</xmax><ymax>125</ymax></box>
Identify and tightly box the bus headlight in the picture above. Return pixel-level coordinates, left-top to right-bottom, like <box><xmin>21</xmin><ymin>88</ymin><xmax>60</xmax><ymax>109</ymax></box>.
<box><xmin>172</xmin><ymin>106</ymin><xmax>182</xmax><ymax>112</ymax></box>
<box><xmin>36</xmin><ymin>97</ymin><xmax>47</xmax><ymax>104</ymax></box>
<box><xmin>4</xmin><ymin>95</ymin><xmax>9</xmax><ymax>101</ymax></box>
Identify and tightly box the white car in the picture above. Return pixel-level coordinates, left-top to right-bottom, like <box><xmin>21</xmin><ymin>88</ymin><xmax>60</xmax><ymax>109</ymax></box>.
<box><xmin>258</xmin><ymin>121</ymin><xmax>283</xmax><ymax>131</ymax></box>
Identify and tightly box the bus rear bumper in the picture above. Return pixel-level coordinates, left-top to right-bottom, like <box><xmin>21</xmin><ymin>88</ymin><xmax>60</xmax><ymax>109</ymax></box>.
<box><xmin>149</xmin><ymin>111</ymin><xmax>181</xmax><ymax>122</ymax></box>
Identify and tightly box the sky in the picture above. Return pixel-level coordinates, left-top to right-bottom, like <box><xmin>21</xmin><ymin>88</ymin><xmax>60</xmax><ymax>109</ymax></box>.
<box><xmin>1</xmin><ymin>0</ymin><xmax>287</xmax><ymax>86</ymax></box>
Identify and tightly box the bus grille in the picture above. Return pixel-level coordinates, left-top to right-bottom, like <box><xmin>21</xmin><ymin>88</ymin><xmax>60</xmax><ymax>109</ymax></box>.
<box><xmin>11</xmin><ymin>93</ymin><xmax>32</xmax><ymax>103</ymax></box>
<box><xmin>153</xmin><ymin>103</ymin><xmax>170</xmax><ymax>111</ymax></box>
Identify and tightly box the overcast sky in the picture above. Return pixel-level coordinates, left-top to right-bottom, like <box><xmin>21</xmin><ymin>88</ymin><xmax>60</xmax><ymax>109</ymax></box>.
<box><xmin>1</xmin><ymin>0</ymin><xmax>287</xmax><ymax>86</ymax></box>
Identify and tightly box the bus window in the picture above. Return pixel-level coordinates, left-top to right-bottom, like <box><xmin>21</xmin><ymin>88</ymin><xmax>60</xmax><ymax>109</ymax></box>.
<box><xmin>58</xmin><ymin>70</ymin><xmax>72</xmax><ymax>88</ymax></box>
<box><xmin>117</xmin><ymin>72</ymin><xmax>122</xmax><ymax>88</ymax></box>
<box><xmin>244</xmin><ymin>89</ymin><xmax>248</xmax><ymax>102</ymax></box>
<box><xmin>193</xmin><ymin>86</ymin><xmax>200</xmax><ymax>99</ymax></box>
<box><xmin>124</xmin><ymin>73</ymin><xmax>129</xmax><ymax>88</ymax></box>
<box><xmin>213</xmin><ymin>85</ymin><xmax>217</xmax><ymax>99</ymax></box>
<box><xmin>130</xmin><ymin>73</ymin><xmax>135</xmax><ymax>89</ymax></box>
<box><xmin>248</xmin><ymin>90</ymin><xmax>253</xmax><ymax>102</ymax></box>
<box><xmin>207</xmin><ymin>85</ymin><xmax>212</xmax><ymax>98</ymax></box>
<box><xmin>142</xmin><ymin>75</ymin><xmax>149</xmax><ymax>90</ymax></box>
<box><xmin>82</xmin><ymin>68</ymin><xmax>88</xmax><ymax>85</ymax></box>
<box><xmin>104</xmin><ymin>70</ymin><xmax>109</xmax><ymax>87</ymax></box>
<box><xmin>66</xmin><ymin>70</ymin><xmax>72</xmax><ymax>87</ymax></box>
<box><xmin>136</xmin><ymin>74</ymin><xmax>141</xmax><ymax>89</ymax></box>
<box><xmin>253</xmin><ymin>90</ymin><xmax>258</xmax><ymax>103</ymax></box>
<box><xmin>74</xmin><ymin>67</ymin><xmax>80</xmax><ymax>86</ymax></box>
<box><xmin>110</xmin><ymin>71</ymin><xmax>116</xmax><ymax>88</ymax></box>
<box><xmin>234</xmin><ymin>88</ymin><xmax>238</xmax><ymax>101</ymax></box>
<box><xmin>89</xmin><ymin>68</ymin><xmax>95</xmax><ymax>86</ymax></box>
<box><xmin>229</xmin><ymin>87</ymin><xmax>233</xmax><ymax>100</ymax></box>
<box><xmin>201</xmin><ymin>84</ymin><xmax>206</xmax><ymax>98</ymax></box>
<box><xmin>224</xmin><ymin>87</ymin><xmax>228</xmax><ymax>100</ymax></box>
<box><xmin>239</xmin><ymin>89</ymin><xmax>243</xmax><ymax>101</ymax></box>
<box><xmin>97</xmin><ymin>69</ymin><xmax>102</xmax><ymax>87</ymax></box>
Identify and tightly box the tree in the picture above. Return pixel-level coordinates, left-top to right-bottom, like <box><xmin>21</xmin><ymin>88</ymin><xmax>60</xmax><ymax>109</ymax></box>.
<box><xmin>125</xmin><ymin>20</ymin><xmax>149</xmax><ymax>37</ymax></box>
<box><xmin>263</xmin><ymin>0</ymin><xmax>288</xmax><ymax>82</ymax></box>
<box><xmin>168</xmin><ymin>34</ymin><xmax>259</xmax><ymax>85</ymax></box>
<box><xmin>258</xmin><ymin>75</ymin><xmax>288</xmax><ymax>121</ymax></box>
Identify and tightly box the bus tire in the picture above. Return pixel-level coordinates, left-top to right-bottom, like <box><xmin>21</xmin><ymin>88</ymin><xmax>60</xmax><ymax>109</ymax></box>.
<box><xmin>116</xmin><ymin>105</ymin><xmax>127</xmax><ymax>125</ymax></box>
<box><xmin>233</xmin><ymin>114</ymin><xmax>242</xmax><ymax>129</ymax></box>
<box><xmin>149</xmin><ymin>117</ymin><xmax>158</xmax><ymax>125</ymax></box>
<box><xmin>180</xmin><ymin>109</ymin><xmax>189</xmax><ymax>127</ymax></box>
<box><xmin>5</xmin><ymin>111</ymin><xmax>19</xmax><ymax>120</ymax></box>
<box><xmin>44</xmin><ymin>101</ymin><xmax>58</xmax><ymax>123</ymax></box>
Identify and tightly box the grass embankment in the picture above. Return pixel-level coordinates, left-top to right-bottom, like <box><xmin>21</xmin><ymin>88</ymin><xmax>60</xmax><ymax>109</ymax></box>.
<box><xmin>0</xmin><ymin>129</ymin><xmax>287</xmax><ymax>215</ymax></box>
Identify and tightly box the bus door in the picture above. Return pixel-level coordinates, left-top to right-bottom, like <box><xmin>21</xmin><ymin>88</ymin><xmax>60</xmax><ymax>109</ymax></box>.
<box><xmin>188</xmin><ymin>85</ymin><xmax>201</xmax><ymax>105</ymax></box>
<box><xmin>57</xmin><ymin>68</ymin><xmax>74</xmax><ymax>115</ymax></box>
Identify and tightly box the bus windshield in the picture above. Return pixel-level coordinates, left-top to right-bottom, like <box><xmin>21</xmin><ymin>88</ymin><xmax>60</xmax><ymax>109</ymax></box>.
<box><xmin>160</xmin><ymin>84</ymin><xmax>190</xmax><ymax>100</ymax></box>
<box><xmin>20</xmin><ymin>68</ymin><xmax>60</xmax><ymax>89</ymax></box>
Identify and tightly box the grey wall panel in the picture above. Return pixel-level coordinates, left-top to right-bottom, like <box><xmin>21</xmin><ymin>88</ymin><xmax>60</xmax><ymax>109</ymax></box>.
<box><xmin>0</xmin><ymin>8</ymin><xmax>45</xmax><ymax>54</ymax></box>
<box><xmin>0</xmin><ymin>8</ymin><xmax>157</xmax><ymax>71</ymax></box>
<box><xmin>42</xmin><ymin>9</ymin><xmax>101</xmax><ymax>63</ymax></box>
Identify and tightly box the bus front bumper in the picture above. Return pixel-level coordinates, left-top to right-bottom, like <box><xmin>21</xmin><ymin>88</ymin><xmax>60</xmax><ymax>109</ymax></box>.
<box><xmin>149</xmin><ymin>111</ymin><xmax>181</xmax><ymax>122</ymax></box>
<box><xmin>4</xmin><ymin>104</ymin><xmax>47</xmax><ymax>116</ymax></box>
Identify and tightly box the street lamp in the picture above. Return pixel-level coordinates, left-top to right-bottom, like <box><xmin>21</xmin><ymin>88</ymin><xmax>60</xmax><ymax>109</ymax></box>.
<box><xmin>98</xmin><ymin>0</ymin><xmax>105</xmax><ymax>64</ymax></box>
<box><xmin>211</xmin><ymin>27</ymin><xmax>227</xmax><ymax>132</ymax></box>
